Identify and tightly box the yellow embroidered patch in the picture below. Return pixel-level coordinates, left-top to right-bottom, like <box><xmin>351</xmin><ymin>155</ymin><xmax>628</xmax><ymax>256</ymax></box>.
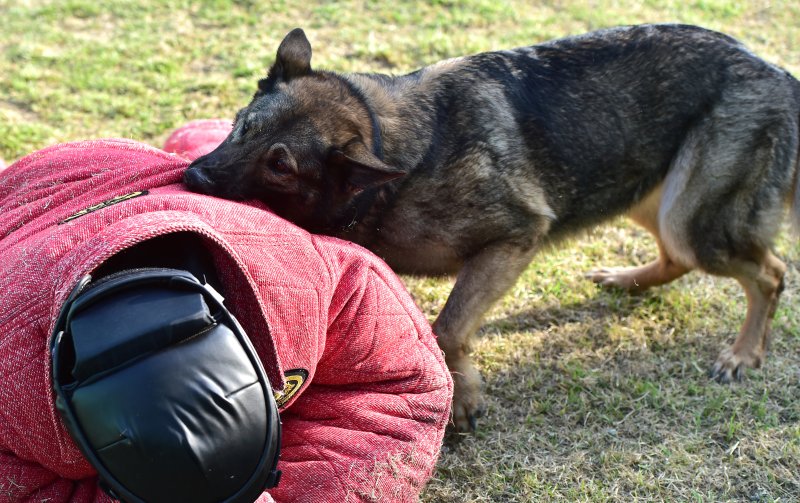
<box><xmin>274</xmin><ymin>369</ymin><xmax>308</xmax><ymax>408</ymax></box>
<box><xmin>59</xmin><ymin>191</ymin><xmax>149</xmax><ymax>224</ymax></box>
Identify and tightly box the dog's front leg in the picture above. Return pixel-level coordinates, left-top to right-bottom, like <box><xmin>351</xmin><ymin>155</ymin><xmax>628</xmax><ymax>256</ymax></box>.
<box><xmin>434</xmin><ymin>241</ymin><xmax>538</xmax><ymax>432</ymax></box>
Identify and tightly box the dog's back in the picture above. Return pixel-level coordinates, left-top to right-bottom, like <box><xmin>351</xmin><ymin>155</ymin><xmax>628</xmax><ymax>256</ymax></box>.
<box><xmin>370</xmin><ymin>25</ymin><xmax>798</xmax><ymax>240</ymax></box>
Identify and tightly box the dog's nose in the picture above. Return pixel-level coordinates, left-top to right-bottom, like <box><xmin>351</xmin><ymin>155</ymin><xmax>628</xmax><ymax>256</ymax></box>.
<box><xmin>183</xmin><ymin>167</ymin><xmax>213</xmax><ymax>192</ymax></box>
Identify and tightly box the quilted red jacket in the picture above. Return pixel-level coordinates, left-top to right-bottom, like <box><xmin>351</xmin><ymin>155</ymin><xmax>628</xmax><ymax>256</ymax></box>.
<box><xmin>0</xmin><ymin>138</ymin><xmax>452</xmax><ymax>502</ymax></box>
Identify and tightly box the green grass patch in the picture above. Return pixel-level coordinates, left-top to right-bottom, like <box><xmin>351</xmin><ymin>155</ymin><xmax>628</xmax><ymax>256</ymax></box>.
<box><xmin>2</xmin><ymin>0</ymin><xmax>799</xmax><ymax>500</ymax></box>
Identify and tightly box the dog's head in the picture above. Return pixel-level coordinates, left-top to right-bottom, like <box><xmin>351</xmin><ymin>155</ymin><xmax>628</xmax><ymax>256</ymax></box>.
<box><xmin>184</xmin><ymin>28</ymin><xmax>404</xmax><ymax>233</ymax></box>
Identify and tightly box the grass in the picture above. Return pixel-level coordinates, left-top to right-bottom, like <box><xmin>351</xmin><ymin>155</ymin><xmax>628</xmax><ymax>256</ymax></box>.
<box><xmin>2</xmin><ymin>0</ymin><xmax>799</xmax><ymax>501</ymax></box>
<box><xmin>419</xmin><ymin>223</ymin><xmax>800</xmax><ymax>501</ymax></box>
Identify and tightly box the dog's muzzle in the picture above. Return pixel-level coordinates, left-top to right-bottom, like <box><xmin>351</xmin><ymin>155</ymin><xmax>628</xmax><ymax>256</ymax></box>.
<box><xmin>183</xmin><ymin>165</ymin><xmax>215</xmax><ymax>193</ymax></box>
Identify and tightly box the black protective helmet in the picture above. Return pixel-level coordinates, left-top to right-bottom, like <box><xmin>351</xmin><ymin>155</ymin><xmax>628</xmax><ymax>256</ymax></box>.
<box><xmin>51</xmin><ymin>268</ymin><xmax>281</xmax><ymax>503</ymax></box>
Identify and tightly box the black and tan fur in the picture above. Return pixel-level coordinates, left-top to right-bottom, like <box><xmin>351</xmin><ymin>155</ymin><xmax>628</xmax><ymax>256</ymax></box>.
<box><xmin>184</xmin><ymin>25</ymin><xmax>800</xmax><ymax>432</ymax></box>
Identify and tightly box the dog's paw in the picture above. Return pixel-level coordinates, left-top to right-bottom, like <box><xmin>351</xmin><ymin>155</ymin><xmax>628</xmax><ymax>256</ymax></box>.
<box><xmin>709</xmin><ymin>347</ymin><xmax>762</xmax><ymax>383</ymax></box>
<box><xmin>448</xmin><ymin>360</ymin><xmax>486</xmax><ymax>433</ymax></box>
<box><xmin>451</xmin><ymin>395</ymin><xmax>486</xmax><ymax>434</ymax></box>
<box><xmin>585</xmin><ymin>267</ymin><xmax>641</xmax><ymax>290</ymax></box>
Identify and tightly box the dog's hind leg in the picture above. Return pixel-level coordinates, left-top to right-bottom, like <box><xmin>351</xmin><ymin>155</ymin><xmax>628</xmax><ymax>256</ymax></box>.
<box><xmin>434</xmin><ymin>241</ymin><xmax>539</xmax><ymax>432</ymax></box>
<box><xmin>710</xmin><ymin>251</ymin><xmax>786</xmax><ymax>382</ymax></box>
<box><xmin>588</xmin><ymin>186</ymin><xmax>691</xmax><ymax>291</ymax></box>
<box><xmin>654</xmin><ymin>91</ymin><xmax>798</xmax><ymax>382</ymax></box>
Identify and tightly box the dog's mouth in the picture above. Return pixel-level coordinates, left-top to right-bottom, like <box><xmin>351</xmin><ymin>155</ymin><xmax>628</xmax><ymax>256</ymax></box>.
<box><xmin>183</xmin><ymin>166</ymin><xmax>247</xmax><ymax>200</ymax></box>
<box><xmin>183</xmin><ymin>166</ymin><xmax>214</xmax><ymax>193</ymax></box>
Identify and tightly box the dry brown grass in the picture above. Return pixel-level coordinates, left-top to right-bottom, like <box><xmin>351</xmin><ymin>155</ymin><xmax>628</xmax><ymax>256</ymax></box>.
<box><xmin>2</xmin><ymin>1</ymin><xmax>798</xmax><ymax>501</ymax></box>
<box><xmin>417</xmin><ymin>221</ymin><xmax>799</xmax><ymax>501</ymax></box>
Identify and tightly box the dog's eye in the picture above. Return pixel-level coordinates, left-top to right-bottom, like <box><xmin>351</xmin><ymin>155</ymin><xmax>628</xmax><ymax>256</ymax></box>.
<box><xmin>271</xmin><ymin>158</ymin><xmax>292</xmax><ymax>174</ymax></box>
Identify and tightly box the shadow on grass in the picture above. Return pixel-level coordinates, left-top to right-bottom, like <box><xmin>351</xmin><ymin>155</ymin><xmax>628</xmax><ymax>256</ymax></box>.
<box><xmin>434</xmin><ymin>301</ymin><xmax>800</xmax><ymax>501</ymax></box>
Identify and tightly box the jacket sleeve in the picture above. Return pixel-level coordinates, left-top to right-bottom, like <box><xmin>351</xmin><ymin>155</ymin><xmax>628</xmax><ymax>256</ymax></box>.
<box><xmin>0</xmin><ymin>451</ymin><xmax>111</xmax><ymax>503</ymax></box>
<box><xmin>267</xmin><ymin>245</ymin><xmax>452</xmax><ymax>503</ymax></box>
<box><xmin>0</xmin><ymin>451</ymin><xmax>278</xmax><ymax>503</ymax></box>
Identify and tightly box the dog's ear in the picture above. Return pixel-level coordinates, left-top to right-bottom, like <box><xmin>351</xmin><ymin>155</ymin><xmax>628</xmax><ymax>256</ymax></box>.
<box><xmin>269</xmin><ymin>28</ymin><xmax>312</xmax><ymax>81</ymax></box>
<box><xmin>330</xmin><ymin>141</ymin><xmax>406</xmax><ymax>195</ymax></box>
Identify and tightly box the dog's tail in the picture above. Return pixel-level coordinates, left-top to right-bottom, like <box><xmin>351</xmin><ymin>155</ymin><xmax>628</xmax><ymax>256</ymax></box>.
<box><xmin>793</xmin><ymin>142</ymin><xmax>800</xmax><ymax>235</ymax></box>
<box><xmin>791</xmin><ymin>72</ymin><xmax>800</xmax><ymax>235</ymax></box>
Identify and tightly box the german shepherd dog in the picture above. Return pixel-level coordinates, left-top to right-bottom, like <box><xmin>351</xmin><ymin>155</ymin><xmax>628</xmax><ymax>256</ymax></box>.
<box><xmin>184</xmin><ymin>24</ymin><xmax>800</xmax><ymax>432</ymax></box>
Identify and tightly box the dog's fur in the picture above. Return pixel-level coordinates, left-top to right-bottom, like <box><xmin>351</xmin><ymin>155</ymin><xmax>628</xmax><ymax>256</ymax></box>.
<box><xmin>184</xmin><ymin>24</ymin><xmax>800</xmax><ymax>431</ymax></box>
